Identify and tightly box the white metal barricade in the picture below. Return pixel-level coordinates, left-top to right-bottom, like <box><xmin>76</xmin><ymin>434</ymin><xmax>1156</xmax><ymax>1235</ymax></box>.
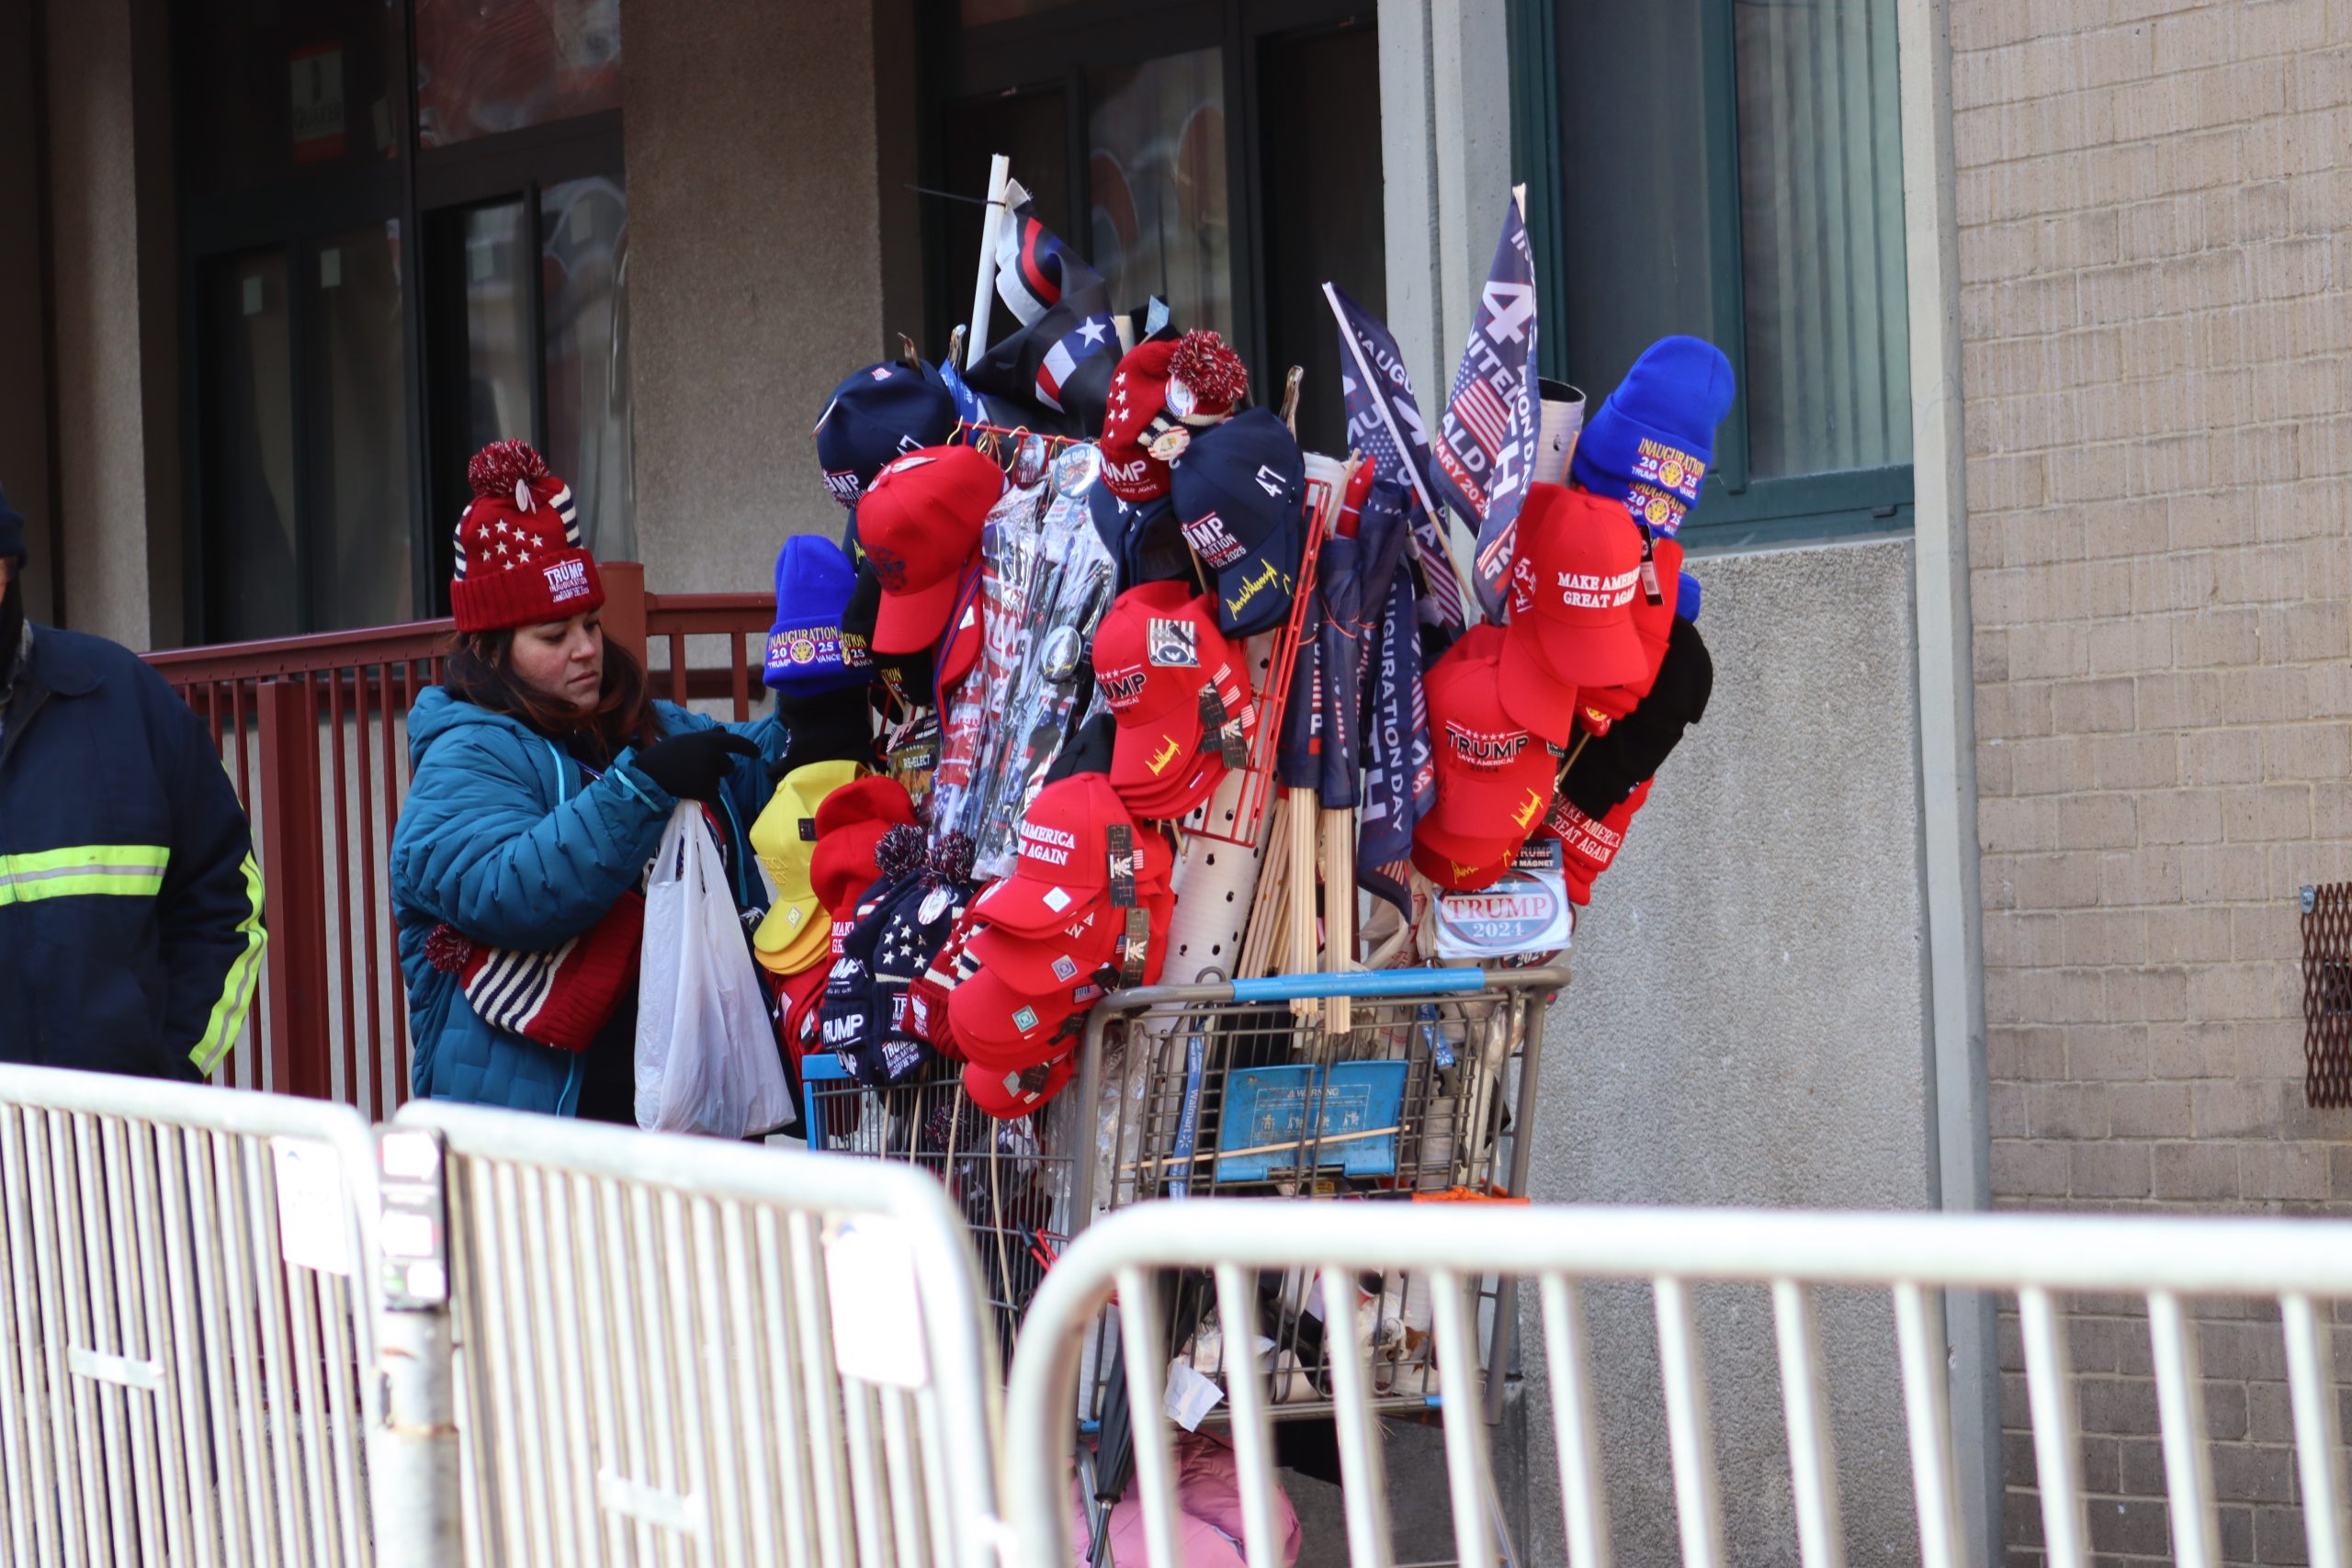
<box><xmin>392</xmin><ymin>1101</ymin><xmax>1007</xmax><ymax>1568</ymax></box>
<box><xmin>0</xmin><ymin>1063</ymin><xmax>381</xmax><ymax>1568</ymax></box>
<box><xmin>1005</xmin><ymin>1199</ymin><xmax>2352</xmax><ymax>1568</ymax></box>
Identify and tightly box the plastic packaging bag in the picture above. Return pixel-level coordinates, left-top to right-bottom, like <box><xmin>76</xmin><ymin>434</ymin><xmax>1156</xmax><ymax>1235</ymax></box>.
<box><xmin>635</xmin><ymin>804</ymin><xmax>795</xmax><ymax>1137</ymax></box>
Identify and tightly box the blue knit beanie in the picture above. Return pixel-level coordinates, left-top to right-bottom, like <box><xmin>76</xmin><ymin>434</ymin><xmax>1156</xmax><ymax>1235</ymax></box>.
<box><xmin>1570</xmin><ymin>336</ymin><xmax>1736</xmax><ymax>538</ymax></box>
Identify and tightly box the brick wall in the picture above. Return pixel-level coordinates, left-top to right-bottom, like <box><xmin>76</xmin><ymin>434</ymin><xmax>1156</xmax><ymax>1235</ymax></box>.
<box><xmin>1951</xmin><ymin>0</ymin><xmax>2352</xmax><ymax>1561</ymax></box>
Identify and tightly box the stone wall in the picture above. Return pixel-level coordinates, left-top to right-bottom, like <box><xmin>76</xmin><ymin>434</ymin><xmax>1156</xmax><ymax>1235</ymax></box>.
<box><xmin>1952</xmin><ymin>0</ymin><xmax>2352</xmax><ymax>1559</ymax></box>
<box><xmin>1520</xmin><ymin>536</ymin><xmax>1935</xmax><ymax>1565</ymax></box>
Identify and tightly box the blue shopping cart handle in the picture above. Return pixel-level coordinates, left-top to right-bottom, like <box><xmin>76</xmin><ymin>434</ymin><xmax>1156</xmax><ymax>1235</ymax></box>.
<box><xmin>1228</xmin><ymin>966</ymin><xmax>1487</xmax><ymax>1002</ymax></box>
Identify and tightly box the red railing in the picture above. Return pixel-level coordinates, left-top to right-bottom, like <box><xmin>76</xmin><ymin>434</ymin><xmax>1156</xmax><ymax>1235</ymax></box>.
<box><xmin>144</xmin><ymin>561</ymin><xmax>775</xmax><ymax>1114</ymax></box>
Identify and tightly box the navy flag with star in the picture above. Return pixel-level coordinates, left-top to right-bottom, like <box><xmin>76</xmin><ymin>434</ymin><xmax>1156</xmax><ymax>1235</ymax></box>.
<box><xmin>967</xmin><ymin>193</ymin><xmax>1120</xmax><ymax>436</ymax></box>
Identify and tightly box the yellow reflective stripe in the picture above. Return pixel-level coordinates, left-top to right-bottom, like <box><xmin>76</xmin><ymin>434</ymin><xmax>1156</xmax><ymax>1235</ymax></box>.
<box><xmin>190</xmin><ymin>854</ymin><xmax>266</xmax><ymax>1077</ymax></box>
<box><xmin>7</xmin><ymin>844</ymin><xmax>169</xmax><ymax>872</ymax></box>
<box><xmin>0</xmin><ymin>845</ymin><xmax>172</xmax><ymax>907</ymax></box>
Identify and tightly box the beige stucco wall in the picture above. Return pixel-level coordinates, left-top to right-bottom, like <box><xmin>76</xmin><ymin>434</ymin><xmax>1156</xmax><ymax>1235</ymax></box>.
<box><xmin>621</xmin><ymin>0</ymin><xmax>895</xmax><ymax>595</ymax></box>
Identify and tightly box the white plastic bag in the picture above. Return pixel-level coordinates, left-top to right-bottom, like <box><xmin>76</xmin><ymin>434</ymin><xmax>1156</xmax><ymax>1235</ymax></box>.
<box><xmin>635</xmin><ymin>804</ymin><xmax>794</xmax><ymax>1137</ymax></box>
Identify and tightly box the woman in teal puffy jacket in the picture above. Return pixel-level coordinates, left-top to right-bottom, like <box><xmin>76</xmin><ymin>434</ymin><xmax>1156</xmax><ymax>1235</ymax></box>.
<box><xmin>390</xmin><ymin>443</ymin><xmax>785</xmax><ymax>1120</ymax></box>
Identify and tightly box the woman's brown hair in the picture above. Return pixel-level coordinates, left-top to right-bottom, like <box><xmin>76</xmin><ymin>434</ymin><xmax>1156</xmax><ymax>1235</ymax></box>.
<box><xmin>443</xmin><ymin>625</ymin><xmax>664</xmax><ymax>764</ymax></box>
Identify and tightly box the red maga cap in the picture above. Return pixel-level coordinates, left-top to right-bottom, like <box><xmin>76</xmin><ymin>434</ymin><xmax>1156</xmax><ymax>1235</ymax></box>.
<box><xmin>858</xmin><ymin>446</ymin><xmax>1001</xmax><ymax>654</ymax></box>
<box><xmin>963</xmin><ymin>1051</ymin><xmax>1077</xmax><ymax>1120</ymax></box>
<box><xmin>1572</xmin><ymin>535</ymin><xmax>1683</xmax><ymax>724</ymax></box>
<box><xmin>967</xmin><ymin>773</ymin><xmax>1163</xmax><ymax>937</ymax></box>
<box><xmin>949</xmin><ymin>965</ymin><xmax>1092</xmax><ymax>1070</ymax></box>
<box><xmin>1501</xmin><ymin>483</ymin><xmax>1647</xmax><ymax>690</ymax></box>
<box><xmin>809</xmin><ymin>777</ymin><xmax>919</xmax><ymax>918</ymax></box>
<box><xmin>1416</xmin><ymin>625</ymin><xmax>1556</xmax><ymax>873</ymax></box>
<box><xmin>1091</xmin><ymin>582</ymin><xmax>1255</xmax><ymax>810</ymax></box>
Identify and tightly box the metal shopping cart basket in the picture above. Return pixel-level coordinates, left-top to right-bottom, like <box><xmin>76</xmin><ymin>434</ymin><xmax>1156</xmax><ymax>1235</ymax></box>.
<box><xmin>1063</xmin><ymin>964</ymin><xmax>1568</xmax><ymax>1432</ymax></box>
<box><xmin>798</xmin><ymin>964</ymin><xmax>1565</xmax><ymax>1415</ymax></box>
<box><xmin>800</xmin><ymin>1051</ymin><xmax>1080</xmax><ymax>1364</ymax></box>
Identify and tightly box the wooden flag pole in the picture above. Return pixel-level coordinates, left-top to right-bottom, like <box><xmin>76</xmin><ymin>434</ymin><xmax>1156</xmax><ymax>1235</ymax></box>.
<box><xmin>1240</xmin><ymin>794</ymin><xmax>1292</xmax><ymax>980</ymax></box>
<box><xmin>967</xmin><ymin>154</ymin><xmax>1012</xmax><ymax>372</ymax></box>
<box><xmin>1322</xmin><ymin>450</ymin><xmax>1365</xmax><ymax>1031</ymax></box>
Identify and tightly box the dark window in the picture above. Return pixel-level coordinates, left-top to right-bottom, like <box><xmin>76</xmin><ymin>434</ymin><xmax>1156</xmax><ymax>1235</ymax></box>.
<box><xmin>414</xmin><ymin>0</ymin><xmax>623</xmax><ymax>147</ymax></box>
<box><xmin>1524</xmin><ymin>0</ymin><xmax>1912</xmax><ymax>547</ymax></box>
<box><xmin>923</xmin><ymin>3</ymin><xmax>1379</xmax><ymax>445</ymax></box>
<box><xmin>195</xmin><ymin>249</ymin><xmax>300</xmax><ymax>640</ymax></box>
<box><xmin>174</xmin><ymin>0</ymin><xmax>631</xmax><ymax>640</ymax></box>
<box><xmin>1258</xmin><ymin>23</ymin><xmax>1385</xmax><ymax>457</ymax></box>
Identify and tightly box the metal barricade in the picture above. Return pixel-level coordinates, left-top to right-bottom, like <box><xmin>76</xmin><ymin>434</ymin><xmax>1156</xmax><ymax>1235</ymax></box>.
<box><xmin>393</xmin><ymin>1101</ymin><xmax>1007</xmax><ymax>1568</ymax></box>
<box><xmin>800</xmin><ymin>1055</ymin><xmax>1080</xmax><ymax>1369</ymax></box>
<box><xmin>1005</xmin><ymin>1199</ymin><xmax>2352</xmax><ymax>1568</ymax></box>
<box><xmin>0</xmin><ymin>1063</ymin><xmax>381</xmax><ymax>1568</ymax></box>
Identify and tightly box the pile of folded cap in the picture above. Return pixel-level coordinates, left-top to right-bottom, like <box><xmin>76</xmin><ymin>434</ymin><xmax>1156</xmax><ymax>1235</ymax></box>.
<box><xmin>947</xmin><ymin>773</ymin><xmax>1174</xmax><ymax>1113</ymax></box>
<box><xmin>1091</xmin><ymin>581</ymin><xmax>1259</xmax><ymax>820</ymax></box>
<box><xmin>1411</xmin><ymin>337</ymin><xmax>1724</xmax><ymax>903</ymax></box>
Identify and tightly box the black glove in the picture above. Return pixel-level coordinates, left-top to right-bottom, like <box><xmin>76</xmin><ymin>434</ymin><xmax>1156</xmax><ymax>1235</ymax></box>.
<box><xmin>634</xmin><ymin>728</ymin><xmax>760</xmax><ymax>802</ymax></box>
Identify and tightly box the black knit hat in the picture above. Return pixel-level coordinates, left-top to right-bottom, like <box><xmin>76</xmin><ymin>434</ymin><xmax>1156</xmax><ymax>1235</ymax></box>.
<box><xmin>1559</xmin><ymin>615</ymin><xmax>1714</xmax><ymax>818</ymax></box>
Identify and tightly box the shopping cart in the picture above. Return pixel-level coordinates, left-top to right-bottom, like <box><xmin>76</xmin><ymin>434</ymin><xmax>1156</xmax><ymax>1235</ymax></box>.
<box><xmin>801</xmin><ymin>1052</ymin><xmax>1080</xmax><ymax>1362</ymax></box>
<box><xmin>1063</xmin><ymin>965</ymin><xmax>1568</xmax><ymax>1431</ymax></box>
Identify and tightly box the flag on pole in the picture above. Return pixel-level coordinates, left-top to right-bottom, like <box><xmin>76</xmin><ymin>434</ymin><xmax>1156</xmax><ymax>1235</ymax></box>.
<box><xmin>1324</xmin><ymin>282</ymin><xmax>1469</xmax><ymax>636</ymax></box>
<box><xmin>1353</xmin><ymin>480</ymin><xmax>1435</xmax><ymax>918</ymax></box>
<box><xmin>965</xmin><ymin>299</ymin><xmax>1120</xmax><ymax>435</ymax></box>
<box><xmin>992</xmin><ymin>179</ymin><xmax>1104</xmax><ymax>327</ymax></box>
<box><xmin>1427</xmin><ymin>196</ymin><xmax>1541</xmax><ymax>623</ymax></box>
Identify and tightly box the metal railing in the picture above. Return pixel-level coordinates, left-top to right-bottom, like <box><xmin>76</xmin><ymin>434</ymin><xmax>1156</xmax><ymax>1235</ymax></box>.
<box><xmin>1004</xmin><ymin>1198</ymin><xmax>2352</xmax><ymax>1568</ymax></box>
<box><xmin>0</xmin><ymin>1063</ymin><xmax>382</xmax><ymax>1568</ymax></box>
<box><xmin>141</xmin><ymin>564</ymin><xmax>775</xmax><ymax>1116</ymax></box>
<box><xmin>394</xmin><ymin>1100</ymin><xmax>1009</xmax><ymax>1568</ymax></box>
<box><xmin>15</xmin><ymin>1058</ymin><xmax>2352</xmax><ymax>1568</ymax></box>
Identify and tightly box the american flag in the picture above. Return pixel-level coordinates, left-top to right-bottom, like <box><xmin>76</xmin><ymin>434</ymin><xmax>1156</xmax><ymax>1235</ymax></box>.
<box><xmin>1324</xmin><ymin>282</ymin><xmax>1468</xmax><ymax>635</ymax></box>
<box><xmin>1429</xmin><ymin>197</ymin><xmax>1541</xmax><ymax>624</ymax></box>
<box><xmin>1453</xmin><ymin>378</ymin><xmax>1512</xmax><ymax>457</ymax></box>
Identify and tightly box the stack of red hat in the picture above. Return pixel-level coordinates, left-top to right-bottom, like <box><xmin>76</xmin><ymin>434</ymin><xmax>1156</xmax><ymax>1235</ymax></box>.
<box><xmin>1092</xmin><ymin>581</ymin><xmax>1258</xmax><ymax>821</ymax></box>
<box><xmin>950</xmin><ymin>773</ymin><xmax>1175</xmax><ymax>1115</ymax></box>
<box><xmin>1566</xmin><ymin>531</ymin><xmax>1682</xmax><ymax>739</ymax></box>
<box><xmin>1411</xmin><ymin>624</ymin><xmax>1562</xmax><ymax>891</ymax></box>
<box><xmin>1495</xmin><ymin>483</ymin><xmax>1649</xmax><ymax>748</ymax></box>
<box><xmin>857</xmin><ymin>445</ymin><xmax>1001</xmax><ymax>692</ymax></box>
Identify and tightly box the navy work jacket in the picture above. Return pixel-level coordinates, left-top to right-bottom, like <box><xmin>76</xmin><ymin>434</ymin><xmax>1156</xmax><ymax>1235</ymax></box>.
<box><xmin>0</xmin><ymin>626</ymin><xmax>266</xmax><ymax>1080</ymax></box>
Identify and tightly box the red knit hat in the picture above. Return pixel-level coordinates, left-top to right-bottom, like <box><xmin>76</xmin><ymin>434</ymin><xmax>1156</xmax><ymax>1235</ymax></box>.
<box><xmin>450</xmin><ymin>440</ymin><xmax>605</xmax><ymax>633</ymax></box>
<box><xmin>1098</xmin><ymin>331</ymin><xmax>1249</xmax><ymax>502</ymax></box>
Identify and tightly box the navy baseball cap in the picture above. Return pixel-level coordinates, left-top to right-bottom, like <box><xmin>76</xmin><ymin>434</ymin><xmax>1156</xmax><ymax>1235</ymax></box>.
<box><xmin>814</xmin><ymin>359</ymin><xmax>957</xmax><ymax>512</ymax></box>
<box><xmin>1082</xmin><ymin>481</ymin><xmax>1187</xmax><ymax>594</ymax></box>
<box><xmin>1169</xmin><ymin>408</ymin><xmax>1306</xmax><ymax>637</ymax></box>
<box><xmin>763</xmin><ymin>536</ymin><xmax>871</xmax><ymax>696</ymax></box>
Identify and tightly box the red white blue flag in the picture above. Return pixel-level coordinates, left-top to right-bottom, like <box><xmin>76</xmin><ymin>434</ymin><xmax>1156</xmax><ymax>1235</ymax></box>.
<box><xmin>1429</xmin><ymin>197</ymin><xmax>1540</xmax><ymax>623</ymax></box>
<box><xmin>993</xmin><ymin>179</ymin><xmax>1104</xmax><ymax>326</ymax></box>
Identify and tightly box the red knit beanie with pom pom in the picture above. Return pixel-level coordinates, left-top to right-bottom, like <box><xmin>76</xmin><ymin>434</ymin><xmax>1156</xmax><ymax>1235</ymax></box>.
<box><xmin>449</xmin><ymin>440</ymin><xmax>605</xmax><ymax>632</ymax></box>
<box><xmin>1097</xmin><ymin>330</ymin><xmax>1250</xmax><ymax>502</ymax></box>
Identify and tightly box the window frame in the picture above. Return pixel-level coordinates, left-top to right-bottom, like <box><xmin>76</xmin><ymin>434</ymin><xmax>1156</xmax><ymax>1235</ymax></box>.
<box><xmin>170</xmin><ymin>0</ymin><xmax>627</xmax><ymax>640</ymax></box>
<box><xmin>915</xmin><ymin>0</ymin><xmax>1377</xmax><ymax>405</ymax></box>
<box><xmin>1510</xmin><ymin>0</ymin><xmax>1915</xmax><ymax>553</ymax></box>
